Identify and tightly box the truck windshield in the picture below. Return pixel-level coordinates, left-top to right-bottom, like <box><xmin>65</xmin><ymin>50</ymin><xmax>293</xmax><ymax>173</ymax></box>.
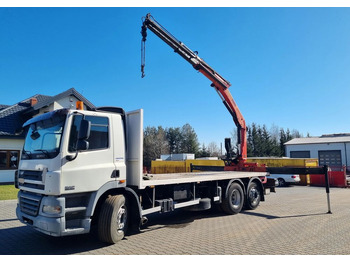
<box><xmin>22</xmin><ymin>111</ymin><xmax>67</xmax><ymax>160</ymax></box>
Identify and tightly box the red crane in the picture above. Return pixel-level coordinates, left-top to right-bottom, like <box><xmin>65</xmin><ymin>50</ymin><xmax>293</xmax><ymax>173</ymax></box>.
<box><xmin>141</xmin><ymin>13</ymin><xmax>254</xmax><ymax>170</ymax></box>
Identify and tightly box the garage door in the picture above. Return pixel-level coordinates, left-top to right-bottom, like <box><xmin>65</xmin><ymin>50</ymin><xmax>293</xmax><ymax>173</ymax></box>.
<box><xmin>318</xmin><ymin>150</ymin><xmax>342</xmax><ymax>167</ymax></box>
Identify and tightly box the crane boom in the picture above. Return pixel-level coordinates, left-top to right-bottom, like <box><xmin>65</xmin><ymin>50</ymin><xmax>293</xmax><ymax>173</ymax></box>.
<box><xmin>141</xmin><ymin>13</ymin><xmax>247</xmax><ymax>163</ymax></box>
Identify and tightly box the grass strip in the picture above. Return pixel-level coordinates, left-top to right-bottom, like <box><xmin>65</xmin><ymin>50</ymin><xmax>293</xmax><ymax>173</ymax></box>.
<box><xmin>0</xmin><ymin>184</ymin><xmax>19</xmax><ymax>200</ymax></box>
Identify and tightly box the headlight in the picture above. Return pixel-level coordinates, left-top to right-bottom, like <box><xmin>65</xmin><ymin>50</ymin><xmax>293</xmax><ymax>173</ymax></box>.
<box><xmin>42</xmin><ymin>205</ymin><xmax>62</xmax><ymax>215</ymax></box>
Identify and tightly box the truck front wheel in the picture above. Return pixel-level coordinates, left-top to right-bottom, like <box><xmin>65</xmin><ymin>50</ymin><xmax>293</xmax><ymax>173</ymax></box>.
<box><xmin>221</xmin><ymin>182</ymin><xmax>244</xmax><ymax>215</ymax></box>
<box><xmin>98</xmin><ymin>194</ymin><xmax>128</xmax><ymax>244</ymax></box>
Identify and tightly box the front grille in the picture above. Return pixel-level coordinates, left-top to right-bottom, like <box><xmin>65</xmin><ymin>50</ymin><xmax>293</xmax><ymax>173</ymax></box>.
<box><xmin>19</xmin><ymin>170</ymin><xmax>43</xmax><ymax>181</ymax></box>
<box><xmin>19</xmin><ymin>183</ymin><xmax>45</xmax><ymax>190</ymax></box>
<box><xmin>20</xmin><ymin>192</ymin><xmax>42</xmax><ymax>217</ymax></box>
<box><xmin>18</xmin><ymin>170</ymin><xmax>45</xmax><ymax>191</ymax></box>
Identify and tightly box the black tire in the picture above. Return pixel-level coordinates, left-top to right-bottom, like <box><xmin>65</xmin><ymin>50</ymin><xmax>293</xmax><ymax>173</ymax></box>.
<box><xmin>221</xmin><ymin>182</ymin><xmax>244</xmax><ymax>215</ymax></box>
<box><xmin>245</xmin><ymin>181</ymin><xmax>261</xmax><ymax>210</ymax></box>
<box><xmin>98</xmin><ymin>194</ymin><xmax>128</xmax><ymax>244</ymax></box>
<box><xmin>277</xmin><ymin>178</ymin><xmax>286</xmax><ymax>187</ymax></box>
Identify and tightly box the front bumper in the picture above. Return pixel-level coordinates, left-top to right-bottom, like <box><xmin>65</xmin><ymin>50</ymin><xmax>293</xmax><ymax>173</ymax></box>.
<box><xmin>16</xmin><ymin>204</ymin><xmax>65</xmax><ymax>236</ymax></box>
<box><xmin>16</xmin><ymin>191</ymin><xmax>90</xmax><ymax>237</ymax></box>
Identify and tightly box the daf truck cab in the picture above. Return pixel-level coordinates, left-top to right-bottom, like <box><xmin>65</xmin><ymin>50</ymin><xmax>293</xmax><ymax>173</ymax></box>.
<box><xmin>16</xmin><ymin>107</ymin><xmax>135</xmax><ymax>239</ymax></box>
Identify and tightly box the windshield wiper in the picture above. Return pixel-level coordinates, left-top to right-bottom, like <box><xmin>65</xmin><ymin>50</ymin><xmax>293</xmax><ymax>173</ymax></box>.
<box><xmin>22</xmin><ymin>150</ymin><xmax>32</xmax><ymax>159</ymax></box>
<box><xmin>34</xmin><ymin>149</ymin><xmax>50</xmax><ymax>158</ymax></box>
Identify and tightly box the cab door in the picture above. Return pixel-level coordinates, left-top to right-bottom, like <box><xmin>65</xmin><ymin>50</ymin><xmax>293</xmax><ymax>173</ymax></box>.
<box><xmin>61</xmin><ymin>113</ymin><xmax>115</xmax><ymax>193</ymax></box>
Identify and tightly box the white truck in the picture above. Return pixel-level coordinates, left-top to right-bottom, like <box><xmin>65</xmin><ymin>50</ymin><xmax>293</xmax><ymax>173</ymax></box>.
<box><xmin>15</xmin><ymin>106</ymin><xmax>274</xmax><ymax>244</ymax></box>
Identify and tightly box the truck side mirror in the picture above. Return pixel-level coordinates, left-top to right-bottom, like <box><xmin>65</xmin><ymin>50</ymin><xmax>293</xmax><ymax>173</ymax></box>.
<box><xmin>77</xmin><ymin>119</ymin><xmax>91</xmax><ymax>151</ymax></box>
<box><xmin>66</xmin><ymin>118</ymin><xmax>91</xmax><ymax>161</ymax></box>
<box><xmin>77</xmin><ymin>140</ymin><xmax>89</xmax><ymax>151</ymax></box>
<box><xmin>78</xmin><ymin>119</ymin><xmax>91</xmax><ymax>140</ymax></box>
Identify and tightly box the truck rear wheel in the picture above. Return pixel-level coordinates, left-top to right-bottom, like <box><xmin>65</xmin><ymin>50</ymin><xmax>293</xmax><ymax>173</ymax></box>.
<box><xmin>221</xmin><ymin>182</ymin><xmax>244</xmax><ymax>215</ymax></box>
<box><xmin>98</xmin><ymin>194</ymin><xmax>128</xmax><ymax>244</ymax></box>
<box><xmin>245</xmin><ymin>181</ymin><xmax>261</xmax><ymax>210</ymax></box>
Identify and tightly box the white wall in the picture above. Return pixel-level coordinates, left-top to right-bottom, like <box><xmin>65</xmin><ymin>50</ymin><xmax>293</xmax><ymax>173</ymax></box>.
<box><xmin>55</xmin><ymin>96</ymin><xmax>87</xmax><ymax>110</ymax></box>
<box><xmin>0</xmin><ymin>138</ymin><xmax>23</xmax><ymax>183</ymax></box>
<box><xmin>286</xmin><ymin>142</ymin><xmax>350</xmax><ymax>167</ymax></box>
<box><xmin>37</xmin><ymin>95</ymin><xmax>86</xmax><ymax>116</ymax></box>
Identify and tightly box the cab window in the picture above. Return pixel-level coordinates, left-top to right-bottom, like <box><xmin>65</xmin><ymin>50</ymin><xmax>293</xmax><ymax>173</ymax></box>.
<box><xmin>68</xmin><ymin>115</ymin><xmax>109</xmax><ymax>152</ymax></box>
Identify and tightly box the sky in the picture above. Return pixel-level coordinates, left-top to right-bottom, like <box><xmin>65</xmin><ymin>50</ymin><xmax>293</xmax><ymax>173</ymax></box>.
<box><xmin>1</xmin><ymin>4</ymin><xmax>350</xmax><ymax>146</ymax></box>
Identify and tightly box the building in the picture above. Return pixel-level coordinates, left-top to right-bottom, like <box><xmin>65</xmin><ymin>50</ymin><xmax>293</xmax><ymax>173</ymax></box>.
<box><xmin>0</xmin><ymin>88</ymin><xmax>95</xmax><ymax>183</ymax></box>
<box><xmin>285</xmin><ymin>134</ymin><xmax>350</xmax><ymax>170</ymax></box>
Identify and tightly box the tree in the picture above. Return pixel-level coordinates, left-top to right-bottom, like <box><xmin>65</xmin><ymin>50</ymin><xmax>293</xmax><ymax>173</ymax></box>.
<box><xmin>247</xmin><ymin>126</ymin><xmax>254</xmax><ymax>157</ymax></box>
<box><xmin>279</xmin><ymin>128</ymin><xmax>287</xmax><ymax>156</ymax></box>
<box><xmin>291</xmin><ymin>129</ymin><xmax>302</xmax><ymax>138</ymax></box>
<box><xmin>207</xmin><ymin>141</ymin><xmax>220</xmax><ymax>157</ymax></box>
<box><xmin>143</xmin><ymin>121</ymin><xmax>305</xmax><ymax>167</ymax></box>
<box><xmin>269</xmin><ymin>124</ymin><xmax>280</xmax><ymax>143</ymax></box>
<box><xmin>269</xmin><ymin>124</ymin><xmax>282</xmax><ymax>156</ymax></box>
<box><xmin>230</xmin><ymin>128</ymin><xmax>239</xmax><ymax>156</ymax></box>
<box><xmin>247</xmin><ymin>123</ymin><xmax>304</xmax><ymax>157</ymax></box>
<box><xmin>143</xmin><ymin>126</ymin><xmax>169</xmax><ymax>168</ymax></box>
<box><xmin>250</xmin><ymin>123</ymin><xmax>262</xmax><ymax>156</ymax></box>
<box><xmin>197</xmin><ymin>143</ymin><xmax>210</xmax><ymax>158</ymax></box>
<box><xmin>143</xmin><ymin>123</ymin><xmax>201</xmax><ymax>167</ymax></box>
<box><xmin>261</xmin><ymin>125</ymin><xmax>272</xmax><ymax>156</ymax></box>
<box><xmin>166</xmin><ymin>127</ymin><xmax>182</xmax><ymax>154</ymax></box>
<box><xmin>179</xmin><ymin>123</ymin><xmax>200</xmax><ymax>155</ymax></box>
<box><xmin>279</xmin><ymin>128</ymin><xmax>294</xmax><ymax>156</ymax></box>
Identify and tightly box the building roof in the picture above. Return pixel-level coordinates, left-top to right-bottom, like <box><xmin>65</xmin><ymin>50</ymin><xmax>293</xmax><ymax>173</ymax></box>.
<box><xmin>0</xmin><ymin>88</ymin><xmax>95</xmax><ymax>138</ymax></box>
<box><xmin>29</xmin><ymin>88</ymin><xmax>95</xmax><ymax>113</ymax></box>
<box><xmin>0</xmin><ymin>94</ymin><xmax>51</xmax><ymax>137</ymax></box>
<box><xmin>285</xmin><ymin>134</ymin><xmax>350</xmax><ymax>145</ymax></box>
<box><xmin>0</xmin><ymin>104</ymin><xmax>9</xmax><ymax>111</ymax></box>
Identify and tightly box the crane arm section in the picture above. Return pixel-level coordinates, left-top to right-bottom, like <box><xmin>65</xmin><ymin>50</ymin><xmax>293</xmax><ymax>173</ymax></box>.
<box><xmin>141</xmin><ymin>13</ymin><xmax>247</xmax><ymax>160</ymax></box>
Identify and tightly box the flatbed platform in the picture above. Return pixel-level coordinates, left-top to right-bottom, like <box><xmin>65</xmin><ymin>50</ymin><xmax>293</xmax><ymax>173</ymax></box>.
<box><xmin>141</xmin><ymin>171</ymin><xmax>269</xmax><ymax>187</ymax></box>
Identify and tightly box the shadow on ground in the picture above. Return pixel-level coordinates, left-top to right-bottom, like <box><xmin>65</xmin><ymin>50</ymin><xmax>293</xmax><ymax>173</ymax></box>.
<box><xmin>0</xmin><ymin>225</ymin><xmax>108</xmax><ymax>255</ymax></box>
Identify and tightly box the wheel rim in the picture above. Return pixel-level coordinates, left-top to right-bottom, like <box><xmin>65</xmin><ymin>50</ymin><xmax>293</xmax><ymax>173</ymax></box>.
<box><xmin>249</xmin><ymin>187</ymin><xmax>259</xmax><ymax>205</ymax></box>
<box><xmin>231</xmin><ymin>189</ymin><xmax>242</xmax><ymax>209</ymax></box>
<box><xmin>278</xmin><ymin>178</ymin><xmax>285</xmax><ymax>187</ymax></box>
<box><xmin>117</xmin><ymin>205</ymin><xmax>127</xmax><ymax>231</ymax></box>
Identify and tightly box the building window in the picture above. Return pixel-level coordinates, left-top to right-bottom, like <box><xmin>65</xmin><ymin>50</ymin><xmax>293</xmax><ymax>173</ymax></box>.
<box><xmin>290</xmin><ymin>151</ymin><xmax>310</xmax><ymax>158</ymax></box>
<box><xmin>0</xmin><ymin>150</ymin><xmax>20</xmax><ymax>170</ymax></box>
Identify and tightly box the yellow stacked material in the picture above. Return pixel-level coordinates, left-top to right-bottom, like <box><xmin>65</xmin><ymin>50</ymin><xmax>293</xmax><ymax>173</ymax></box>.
<box><xmin>151</xmin><ymin>159</ymin><xmax>225</xmax><ymax>174</ymax></box>
<box><xmin>151</xmin><ymin>161</ymin><xmax>186</xmax><ymax>174</ymax></box>
<box><xmin>246</xmin><ymin>157</ymin><xmax>319</xmax><ymax>185</ymax></box>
